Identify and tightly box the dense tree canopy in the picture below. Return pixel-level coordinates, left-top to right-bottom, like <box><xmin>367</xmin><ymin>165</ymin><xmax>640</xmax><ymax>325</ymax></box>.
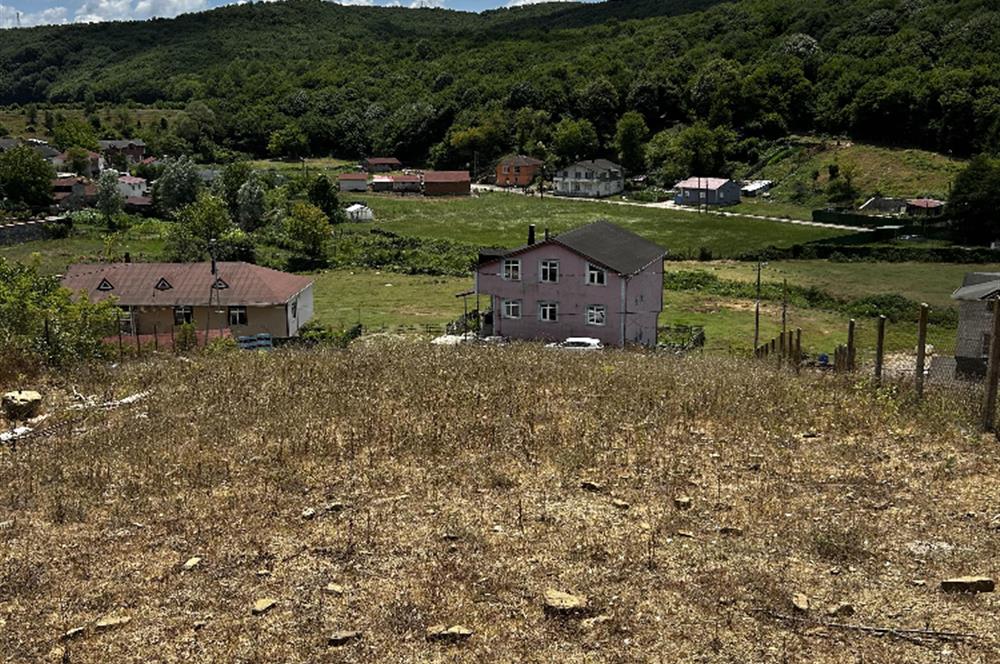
<box><xmin>4</xmin><ymin>0</ymin><xmax>1000</xmax><ymax>170</ymax></box>
<box><xmin>0</xmin><ymin>145</ymin><xmax>55</xmax><ymax>208</ymax></box>
<box><xmin>949</xmin><ymin>156</ymin><xmax>1000</xmax><ymax>245</ymax></box>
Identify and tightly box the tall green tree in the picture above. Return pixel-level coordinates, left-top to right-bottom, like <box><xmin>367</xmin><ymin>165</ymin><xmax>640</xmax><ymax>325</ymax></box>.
<box><xmin>949</xmin><ymin>155</ymin><xmax>1000</xmax><ymax>245</ymax></box>
<box><xmin>614</xmin><ymin>111</ymin><xmax>650</xmax><ymax>175</ymax></box>
<box><xmin>52</xmin><ymin>118</ymin><xmax>98</xmax><ymax>151</ymax></box>
<box><xmin>218</xmin><ymin>161</ymin><xmax>253</xmax><ymax>216</ymax></box>
<box><xmin>165</xmin><ymin>192</ymin><xmax>235</xmax><ymax>261</ymax></box>
<box><xmin>285</xmin><ymin>201</ymin><xmax>331</xmax><ymax>260</ymax></box>
<box><xmin>0</xmin><ymin>145</ymin><xmax>55</xmax><ymax>207</ymax></box>
<box><xmin>154</xmin><ymin>155</ymin><xmax>202</xmax><ymax>217</ymax></box>
<box><xmin>236</xmin><ymin>172</ymin><xmax>266</xmax><ymax>231</ymax></box>
<box><xmin>552</xmin><ymin>118</ymin><xmax>599</xmax><ymax>165</ymax></box>
<box><xmin>307</xmin><ymin>175</ymin><xmax>343</xmax><ymax>223</ymax></box>
<box><xmin>268</xmin><ymin>123</ymin><xmax>309</xmax><ymax>159</ymax></box>
<box><xmin>95</xmin><ymin>170</ymin><xmax>123</xmax><ymax>228</ymax></box>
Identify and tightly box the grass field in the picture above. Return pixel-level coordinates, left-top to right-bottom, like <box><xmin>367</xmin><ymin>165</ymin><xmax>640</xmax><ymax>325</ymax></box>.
<box><xmin>248</xmin><ymin>157</ymin><xmax>355</xmax><ymax>177</ymax></box>
<box><xmin>3</xmin><ymin>346</ymin><xmax>997</xmax><ymax>662</ymax></box>
<box><xmin>354</xmin><ymin>191</ymin><xmax>851</xmax><ymax>257</ymax></box>
<box><xmin>743</xmin><ymin>139</ymin><xmax>965</xmax><ymax>214</ymax></box>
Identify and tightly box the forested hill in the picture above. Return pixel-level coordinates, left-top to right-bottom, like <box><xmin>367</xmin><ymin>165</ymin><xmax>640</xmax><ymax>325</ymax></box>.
<box><xmin>2</xmin><ymin>0</ymin><xmax>1000</xmax><ymax>169</ymax></box>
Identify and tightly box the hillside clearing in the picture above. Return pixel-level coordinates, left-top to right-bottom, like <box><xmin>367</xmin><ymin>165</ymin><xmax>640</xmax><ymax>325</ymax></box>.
<box><xmin>1</xmin><ymin>346</ymin><xmax>997</xmax><ymax>662</ymax></box>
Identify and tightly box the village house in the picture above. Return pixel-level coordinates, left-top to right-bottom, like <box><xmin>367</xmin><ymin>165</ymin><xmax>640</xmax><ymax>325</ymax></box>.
<box><xmin>338</xmin><ymin>172</ymin><xmax>368</xmax><ymax>192</ymax></box>
<box><xmin>552</xmin><ymin>159</ymin><xmax>624</xmax><ymax>198</ymax></box>
<box><xmin>51</xmin><ymin>150</ymin><xmax>104</xmax><ymax>178</ymax></box>
<box><xmin>475</xmin><ymin>220</ymin><xmax>666</xmax><ymax>347</ymax></box>
<box><xmin>951</xmin><ymin>272</ymin><xmax>1000</xmax><ymax>377</ymax></box>
<box><xmin>906</xmin><ymin>198</ymin><xmax>946</xmax><ymax>217</ymax></box>
<box><xmin>61</xmin><ymin>261</ymin><xmax>314</xmax><ymax>339</ymax></box>
<box><xmin>98</xmin><ymin>139</ymin><xmax>147</xmax><ymax>165</ymax></box>
<box><xmin>495</xmin><ymin>155</ymin><xmax>544</xmax><ymax>188</ymax></box>
<box><xmin>391</xmin><ymin>174</ymin><xmax>422</xmax><ymax>193</ymax></box>
<box><xmin>674</xmin><ymin>177</ymin><xmax>742</xmax><ymax>206</ymax></box>
<box><xmin>362</xmin><ymin>157</ymin><xmax>402</xmax><ymax>173</ymax></box>
<box><xmin>117</xmin><ymin>174</ymin><xmax>148</xmax><ymax>198</ymax></box>
<box><xmin>51</xmin><ymin>176</ymin><xmax>95</xmax><ymax>210</ymax></box>
<box><xmin>370</xmin><ymin>175</ymin><xmax>393</xmax><ymax>192</ymax></box>
<box><xmin>424</xmin><ymin>170</ymin><xmax>471</xmax><ymax>196</ymax></box>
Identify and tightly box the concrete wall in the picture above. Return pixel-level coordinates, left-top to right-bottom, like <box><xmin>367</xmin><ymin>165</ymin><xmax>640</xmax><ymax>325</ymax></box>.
<box><xmin>476</xmin><ymin>244</ymin><xmax>662</xmax><ymax>347</ymax></box>
<box><xmin>286</xmin><ymin>284</ymin><xmax>314</xmax><ymax>337</ymax></box>
<box><xmin>339</xmin><ymin>180</ymin><xmax>368</xmax><ymax>192</ymax></box>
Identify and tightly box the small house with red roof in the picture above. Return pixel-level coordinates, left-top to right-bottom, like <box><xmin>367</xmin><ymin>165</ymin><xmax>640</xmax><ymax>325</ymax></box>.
<box><xmin>423</xmin><ymin>170</ymin><xmax>471</xmax><ymax>196</ymax></box>
<box><xmin>906</xmin><ymin>198</ymin><xmax>946</xmax><ymax>217</ymax></box>
<box><xmin>338</xmin><ymin>172</ymin><xmax>368</xmax><ymax>192</ymax></box>
<box><xmin>392</xmin><ymin>174</ymin><xmax>421</xmax><ymax>193</ymax></box>
<box><xmin>61</xmin><ymin>261</ymin><xmax>314</xmax><ymax>338</ymax></box>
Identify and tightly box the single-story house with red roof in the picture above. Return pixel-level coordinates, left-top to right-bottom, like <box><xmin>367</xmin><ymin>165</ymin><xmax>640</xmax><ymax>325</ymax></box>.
<box><xmin>61</xmin><ymin>261</ymin><xmax>314</xmax><ymax>338</ymax></box>
<box><xmin>371</xmin><ymin>175</ymin><xmax>393</xmax><ymax>192</ymax></box>
<box><xmin>424</xmin><ymin>170</ymin><xmax>471</xmax><ymax>196</ymax></box>
<box><xmin>362</xmin><ymin>157</ymin><xmax>402</xmax><ymax>173</ymax></box>
<box><xmin>338</xmin><ymin>172</ymin><xmax>369</xmax><ymax>192</ymax></box>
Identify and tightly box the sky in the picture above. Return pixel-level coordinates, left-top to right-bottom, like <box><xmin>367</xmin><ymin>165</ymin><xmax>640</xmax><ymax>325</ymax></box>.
<box><xmin>0</xmin><ymin>0</ymin><xmax>575</xmax><ymax>28</ymax></box>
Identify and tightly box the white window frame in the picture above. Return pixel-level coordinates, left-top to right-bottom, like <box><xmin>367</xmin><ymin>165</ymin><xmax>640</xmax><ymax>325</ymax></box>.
<box><xmin>173</xmin><ymin>306</ymin><xmax>193</xmax><ymax>326</ymax></box>
<box><xmin>586</xmin><ymin>263</ymin><xmax>607</xmax><ymax>286</ymax></box>
<box><xmin>502</xmin><ymin>258</ymin><xmax>521</xmax><ymax>281</ymax></box>
<box><xmin>228</xmin><ymin>305</ymin><xmax>248</xmax><ymax>326</ymax></box>
<box><xmin>586</xmin><ymin>304</ymin><xmax>607</xmax><ymax>327</ymax></box>
<box><xmin>539</xmin><ymin>259</ymin><xmax>559</xmax><ymax>283</ymax></box>
<box><xmin>538</xmin><ymin>301</ymin><xmax>558</xmax><ymax>323</ymax></box>
<box><xmin>502</xmin><ymin>299</ymin><xmax>522</xmax><ymax>320</ymax></box>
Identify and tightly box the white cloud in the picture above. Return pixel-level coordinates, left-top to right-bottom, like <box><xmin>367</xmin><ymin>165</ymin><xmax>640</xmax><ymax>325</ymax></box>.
<box><xmin>0</xmin><ymin>4</ymin><xmax>70</xmax><ymax>27</ymax></box>
<box><xmin>132</xmin><ymin>0</ymin><xmax>208</xmax><ymax>19</ymax></box>
<box><xmin>409</xmin><ymin>0</ymin><xmax>444</xmax><ymax>7</ymax></box>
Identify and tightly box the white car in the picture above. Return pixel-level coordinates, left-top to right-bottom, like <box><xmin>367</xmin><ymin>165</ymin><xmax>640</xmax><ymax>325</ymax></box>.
<box><xmin>545</xmin><ymin>337</ymin><xmax>603</xmax><ymax>351</ymax></box>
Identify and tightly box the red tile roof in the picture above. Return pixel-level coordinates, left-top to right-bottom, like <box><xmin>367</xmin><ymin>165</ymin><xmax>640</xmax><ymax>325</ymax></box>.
<box><xmin>392</xmin><ymin>174</ymin><xmax>421</xmax><ymax>183</ymax></box>
<box><xmin>364</xmin><ymin>157</ymin><xmax>402</xmax><ymax>165</ymax></box>
<box><xmin>61</xmin><ymin>262</ymin><xmax>313</xmax><ymax>307</ymax></box>
<box><xmin>125</xmin><ymin>196</ymin><xmax>153</xmax><ymax>206</ymax></box>
<box><xmin>338</xmin><ymin>172</ymin><xmax>368</xmax><ymax>181</ymax></box>
<box><xmin>498</xmin><ymin>155</ymin><xmax>544</xmax><ymax>168</ymax></box>
<box><xmin>906</xmin><ymin>198</ymin><xmax>945</xmax><ymax>208</ymax></box>
<box><xmin>423</xmin><ymin>170</ymin><xmax>471</xmax><ymax>183</ymax></box>
<box><xmin>119</xmin><ymin>175</ymin><xmax>146</xmax><ymax>185</ymax></box>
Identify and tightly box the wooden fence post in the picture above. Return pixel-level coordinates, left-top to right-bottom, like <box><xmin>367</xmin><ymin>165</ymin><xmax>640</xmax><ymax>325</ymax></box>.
<box><xmin>982</xmin><ymin>298</ymin><xmax>1000</xmax><ymax>432</ymax></box>
<box><xmin>915</xmin><ymin>303</ymin><xmax>929</xmax><ymax>400</ymax></box>
<box><xmin>153</xmin><ymin>324</ymin><xmax>159</xmax><ymax>352</ymax></box>
<box><xmin>794</xmin><ymin>328</ymin><xmax>802</xmax><ymax>374</ymax></box>
<box><xmin>874</xmin><ymin>315</ymin><xmax>886</xmax><ymax>383</ymax></box>
<box><xmin>847</xmin><ymin>319</ymin><xmax>856</xmax><ymax>372</ymax></box>
<box><xmin>778</xmin><ymin>332</ymin><xmax>786</xmax><ymax>368</ymax></box>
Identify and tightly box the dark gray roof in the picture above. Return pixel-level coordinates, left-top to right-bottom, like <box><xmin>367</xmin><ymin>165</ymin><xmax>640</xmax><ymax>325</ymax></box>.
<box><xmin>0</xmin><ymin>138</ymin><xmax>20</xmax><ymax>152</ymax></box>
<box><xmin>98</xmin><ymin>139</ymin><xmax>146</xmax><ymax>149</ymax></box>
<box><xmin>32</xmin><ymin>144</ymin><xmax>59</xmax><ymax>159</ymax></box>
<box><xmin>553</xmin><ymin>220</ymin><xmax>665</xmax><ymax>274</ymax></box>
<box><xmin>953</xmin><ymin>272</ymin><xmax>1000</xmax><ymax>301</ymax></box>
<box><xmin>568</xmin><ymin>159</ymin><xmax>621</xmax><ymax>173</ymax></box>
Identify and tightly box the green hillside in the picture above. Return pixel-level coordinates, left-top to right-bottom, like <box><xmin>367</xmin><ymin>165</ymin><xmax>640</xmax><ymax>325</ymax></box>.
<box><xmin>2</xmin><ymin>0</ymin><xmax>1000</xmax><ymax>171</ymax></box>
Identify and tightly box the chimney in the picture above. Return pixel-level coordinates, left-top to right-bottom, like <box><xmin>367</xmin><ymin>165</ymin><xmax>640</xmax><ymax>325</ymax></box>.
<box><xmin>544</xmin><ymin>227</ymin><xmax>549</xmax><ymax>241</ymax></box>
<box><xmin>528</xmin><ymin>224</ymin><xmax>536</xmax><ymax>245</ymax></box>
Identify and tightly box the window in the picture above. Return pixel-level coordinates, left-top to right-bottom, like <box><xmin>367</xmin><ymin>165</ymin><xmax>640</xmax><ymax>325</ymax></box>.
<box><xmin>983</xmin><ymin>333</ymin><xmax>992</xmax><ymax>358</ymax></box>
<box><xmin>719</xmin><ymin>190</ymin><xmax>725</xmax><ymax>200</ymax></box>
<box><xmin>291</xmin><ymin>300</ymin><xmax>298</xmax><ymax>319</ymax></box>
<box><xmin>540</xmin><ymin>259</ymin><xmax>559</xmax><ymax>283</ymax></box>
<box><xmin>154</xmin><ymin>277</ymin><xmax>172</xmax><ymax>291</ymax></box>
<box><xmin>586</xmin><ymin>263</ymin><xmax>607</xmax><ymax>286</ymax></box>
<box><xmin>502</xmin><ymin>299</ymin><xmax>521</xmax><ymax>319</ymax></box>
<box><xmin>118</xmin><ymin>306</ymin><xmax>134</xmax><ymax>335</ymax></box>
<box><xmin>173</xmin><ymin>306</ymin><xmax>193</xmax><ymax>326</ymax></box>
<box><xmin>539</xmin><ymin>302</ymin><xmax>558</xmax><ymax>323</ymax></box>
<box><xmin>685</xmin><ymin>190</ymin><xmax>691</xmax><ymax>198</ymax></box>
<box><xmin>699</xmin><ymin>191</ymin><xmax>706</xmax><ymax>200</ymax></box>
<box><xmin>586</xmin><ymin>305</ymin><xmax>607</xmax><ymax>326</ymax></box>
<box><xmin>514</xmin><ymin>166</ymin><xmax>521</xmax><ymax>174</ymax></box>
<box><xmin>228</xmin><ymin>306</ymin><xmax>248</xmax><ymax>326</ymax></box>
<box><xmin>502</xmin><ymin>259</ymin><xmax>521</xmax><ymax>281</ymax></box>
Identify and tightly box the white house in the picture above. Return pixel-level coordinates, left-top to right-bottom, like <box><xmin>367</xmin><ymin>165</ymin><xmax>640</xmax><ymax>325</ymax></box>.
<box><xmin>117</xmin><ymin>175</ymin><xmax>148</xmax><ymax>198</ymax></box>
<box><xmin>552</xmin><ymin>159</ymin><xmax>624</xmax><ymax>198</ymax></box>
<box><xmin>346</xmin><ymin>203</ymin><xmax>374</xmax><ymax>222</ymax></box>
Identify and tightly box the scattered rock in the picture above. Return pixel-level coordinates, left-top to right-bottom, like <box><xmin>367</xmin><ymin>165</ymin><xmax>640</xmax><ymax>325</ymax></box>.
<box><xmin>324</xmin><ymin>583</ymin><xmax>345</xmax><ymax>595</ymax></box>
<box><xmin>256</xmin><ymin>569</ymin><xmax>272</xmax><ymax>578</ymax></box>
<box><xmin>302</xmin><ymin>507</ymin><xmax>316</xmax><ymax>520</ymax></box>
<box><xmin>907</xmin><ymin>540</ymin><xmax>954</xmax><ymax>557</ymax></box>
<box><xmin>2</xmin><ymin>390</ymin><xmax>42</xmax><ymax>421</ymax></box>
<box><xmin>611</xmin><ymin>498</ymin><xmax>630</xmax><ymax>511</ymax></box>
<box><xmin>580</xmin><ymin>480</ymin><xmax>603</xmax><ymax>493</ymax></box>
<box><xmin>911</xmin><ymin>579</ymin><xmax>927</xmax><ymax>587</ymax></box>
<box><xmin>0</xmin><ymin>520</ymin><xmax>13</xmax><ymax>530</ymax></box>
<box><xmin>580</xmin><ymin>614</ymin><xmax>611</xmax><ymax>630</ymax></box>
<box><xmin>674</xmin><ymin>496</ymin><xmax>692</xmax><ymax>510</ymax></box>
<box><xmin>827</xmin><ymin>603</ymin><xmax>855</xmax><ymax>618</ymax></box>
<box><xmin>62</xmin><ymin>627</ymin><xmax>85</xmax><ymax>640</ymax></box>
<box><xmin>182</xmin><ymin>556</ymin><xmax>202</xmax><ymax>571</ymax></box>
<box><xmin>544</xmin><ymin>589</ymin><xmax>589</xmax><ymax>616</ymax></box>
<box><xmin>791</xmin><ymin>593</ymin><xmax>811</xmax><ymax>612</ymax></box>
<box><xmin>328</xmin><ymin>630</ymin><xmax>363</xmax><ymax>646</ymax></box>
<box><xmin>719</xmin><ymin>525</ymin><xmax>743</xmax><ymax>536</ymax></box>
<box><xmin>940</xmin><ymin>576</ymin><xmax>995</xmax><ymax>594</ymax></box>
<box><xmin>324</xmin><ymin>501</ymin><xmax>346</xmax><ymax>513</ymax></box>
<box><xmin>193</xmin><ymin>621</ymin><xmax>208</xmax><ymax>630</ymax></box>
<box><xmin>95</xmin><ymin>614</ymin><xmax>131</xmax><ymax>631</ymax></box>
<box><xmin>426</xmin><ymin>624</ymin><xmax>473</xmax><ymax>643</ymax></box>
<box><xmin>46</xmin><ymin>646</ymin><xmax>65</xmax><ymax>662</ymax></box>
<box><xmin>441</xmin><ymin>533</ymin><xmax>460</xmax><ymax>541</ymax></box>
<box><xmin>676</xmin><ymin>530</ymin><xmax>695</xmax><ymax>539</ymax></box>
<box><xmin>252</xmin><ymin>598</ymin><xmax>277</xmax><ymax>615</ymax></box>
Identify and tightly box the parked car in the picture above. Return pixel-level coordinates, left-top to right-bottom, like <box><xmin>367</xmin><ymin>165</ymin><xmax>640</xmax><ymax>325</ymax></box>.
<box><xmin>545</xmin><ymin>337</ymin><xmax>603</xmax><ymax>351</ymax></box>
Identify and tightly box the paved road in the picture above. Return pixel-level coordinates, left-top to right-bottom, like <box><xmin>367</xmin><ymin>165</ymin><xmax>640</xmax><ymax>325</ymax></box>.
<box><xmin>471</xmin><ymin>184</ymin><xmax>871</xmax><ymax>233</ymax></box>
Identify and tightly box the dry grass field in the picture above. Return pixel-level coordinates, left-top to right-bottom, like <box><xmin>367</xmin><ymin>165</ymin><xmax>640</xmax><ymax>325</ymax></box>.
<box><xmin>2</xmin><ymin>344</ymin><xmax>999</xmax><ymax>662</ymax></box>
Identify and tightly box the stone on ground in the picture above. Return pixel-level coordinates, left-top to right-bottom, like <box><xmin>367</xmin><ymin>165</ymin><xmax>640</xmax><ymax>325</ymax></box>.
<box><xmin>328</xmin><ymin>630</ymin><xmax>363</xmax><ymax>646</ymax></box>
<box><xmin>2</xmin><ymin>390</ymin><xmax>42</xmax><ymax>421</ymax></box>
<box><xmin>544</xmin><ymin>589</ymin><xmax>589</xmax><ymax>615</ymax></box>
<box><xmin>182</xmin><ymin>556</ymin><xmax>202</xmax><ymax>571</ymax></box>
<box><xmin>940</xmin><ymin>576</ymin><xmax>995</xmax><ymax>593</ymax></box>
<box><xmin>252</xmin><ymin>598</ymin><xmax>277</xmax><ymax>615</ymax></box>
<box><xmin>791</xmin><ymin>593</ymin><xmax>811</xmax><ymax>612</ymax></box>
<box><xmin>426</xmin><ymin>624</ymin><xmax>473</xmax><ymax>643</ymax></box>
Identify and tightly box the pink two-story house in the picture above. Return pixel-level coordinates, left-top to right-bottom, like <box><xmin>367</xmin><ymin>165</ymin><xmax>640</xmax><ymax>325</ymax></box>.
<box><xmin>475</xmin><ymin>220</ymin><xmax>667</xmax><ymax>347</ymax></box>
